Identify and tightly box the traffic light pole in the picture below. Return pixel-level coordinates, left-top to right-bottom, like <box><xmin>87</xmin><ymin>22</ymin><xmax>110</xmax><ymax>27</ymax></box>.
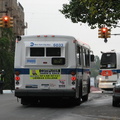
<box><xmin>104</xmin><ymin>38</ymin><xmax>108</xmax><ymax>43</ymax></box>
<box><xmin>111</xmin><ymin>34</ymin><xmax>120</xmax><ymax>35</ymax></box>
<box><xmin>110</xmin><ymin>26</ymin><xmax>120</xmax><ymax>36</ymax></box>
<box><xmin>104</xmin><ymin>34</ymin><xmax>120</xmax><ymax>43</ymax></box>
<box><xmin>0</xmin><ymin>11</ymin><xmax>7</xmax><ymax>13</ymax></box>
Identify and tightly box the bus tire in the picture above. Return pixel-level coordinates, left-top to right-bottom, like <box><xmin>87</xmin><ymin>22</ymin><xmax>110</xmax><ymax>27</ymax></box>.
<box><xmin>21</xmin><ymin>98</ymin><xmax>29</xmax><ymax>105</ymax></box>
<box><xmin>73</xmin><ymin>80</ymin><xmax>82</xmax><ymax>105</ymax></box>
<box><xmin>72</xmin><ymin>98</ymin><xmax>81</xmax><ymax>106</ymax></box>
<box><xmin>79</xmin><ymin>80</ymin><xmax>82</xmax><ymax>98</ymax></box>
<box><xmin>112</xmin><ymin>97</ymin><xmax>119</xmax><ymax>107</ymax></box>
<box><xmin>82</xmin><ymin>94</ymin><xmax>88</xmax><ymax>102</ymax></box>
<box><xmin>75</xmin><ymin>98</ymin><xmax>81</xmax><ymax>106</ymax></box>
<box><xmin>88</xmin><ymin>78</ymin><xmax>90</xmax><ymax>93</ymax></box>
<box><xmin>70</xmin><ymin>97</ymin><xmax>81</xmax><ymax>106</ymax></box>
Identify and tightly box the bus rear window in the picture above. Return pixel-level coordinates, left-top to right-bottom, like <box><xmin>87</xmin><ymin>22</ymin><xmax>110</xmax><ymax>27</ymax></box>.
<box><xmin>46</xmin><ymin>48</ymin><xmax>61</xmax><ymax>56</ymax></box>
<box><xmin>100</xmin><ymin>53</ymin><xmax>116</xmax><ymax>69</ymax></box>
<box><xmin>30</xmin><ymin>48</ymin><xmax>44</xmax><ymax>56</ymax></box>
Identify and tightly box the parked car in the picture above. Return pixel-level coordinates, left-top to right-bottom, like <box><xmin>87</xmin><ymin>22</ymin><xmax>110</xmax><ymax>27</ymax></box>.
<box><xmin>112</xmin><ymin>81</ymin><xmax>120</xmax><ymax>107</ymax></box>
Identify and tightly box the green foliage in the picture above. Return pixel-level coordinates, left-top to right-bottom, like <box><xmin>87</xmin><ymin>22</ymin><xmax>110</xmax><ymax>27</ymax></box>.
<box><xmin>60</xmin><ymin>0</ymin><xmax>120</xmax><ymax>29</ymax></box>
<box><xmin>90</xmin><ymin>55</ymin><xmax>100</xmax><ymax>77</ymax></box>
<box><xmin>0</xmin><ymin>28</ymin><xmax>15</xmax><ymax>89</ymax></box>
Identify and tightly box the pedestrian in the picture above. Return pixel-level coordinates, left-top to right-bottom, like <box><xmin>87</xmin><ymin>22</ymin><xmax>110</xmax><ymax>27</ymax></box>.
<box><xmin>0</xmin><ymin>70</ymin><xmax>5</xmax><ymax>94</ymax></box>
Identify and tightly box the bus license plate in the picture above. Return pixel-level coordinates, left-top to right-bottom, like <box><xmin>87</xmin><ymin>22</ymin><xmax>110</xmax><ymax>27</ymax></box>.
<box><xmin>105</xmin><ymin>76</ymin><xmax>108</xmax><ymax>79</ymax></box>
<box><xmin>41</xmin><ymin>84</ymin><xmax>49</xmax><ymax>89</ymax></box>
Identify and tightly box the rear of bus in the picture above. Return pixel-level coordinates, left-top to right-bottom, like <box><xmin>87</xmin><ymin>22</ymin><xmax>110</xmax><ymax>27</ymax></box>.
<box><xmin>98</xmin><ymin>52</ymin><xmax>118</xmax><ymax>90</ymax></box>
<box><xmin>14</xmin><ymin>35</ymin><xmax>78</xmax><ymax>105</ymax></box>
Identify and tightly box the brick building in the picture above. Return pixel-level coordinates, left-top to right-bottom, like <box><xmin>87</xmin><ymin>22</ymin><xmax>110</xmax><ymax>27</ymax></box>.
<box><xmin>0</xmin><ymin>0</ymin><xmax>26</xmax><ymax>35</ymax></box>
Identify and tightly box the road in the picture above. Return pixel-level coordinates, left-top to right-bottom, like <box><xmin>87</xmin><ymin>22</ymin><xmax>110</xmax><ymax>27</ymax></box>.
<box><xmin>0</xmin><ymin>91</ymin><xmax>120</xmax><ymax>120</ymax></box>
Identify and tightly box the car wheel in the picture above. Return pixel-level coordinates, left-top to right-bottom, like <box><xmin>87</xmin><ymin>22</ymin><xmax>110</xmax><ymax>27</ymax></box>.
<box><xmin>112</xmin><ymin>97</ymin><xmax>119</xmax><ymax>107</ymax></box>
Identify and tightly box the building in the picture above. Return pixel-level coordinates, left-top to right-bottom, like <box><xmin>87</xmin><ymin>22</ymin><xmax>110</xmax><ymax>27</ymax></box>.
<box><xmin>0</xmin><ymin>0</ymin><xmax>26</xmax><ymax>35</ymax></box>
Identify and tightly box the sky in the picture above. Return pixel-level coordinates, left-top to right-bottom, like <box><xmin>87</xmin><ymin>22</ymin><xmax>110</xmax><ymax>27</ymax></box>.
<box><xmin>17</xmin><ymin>0</ymin><xmax>120</xmax><ymax>57</ymax></box>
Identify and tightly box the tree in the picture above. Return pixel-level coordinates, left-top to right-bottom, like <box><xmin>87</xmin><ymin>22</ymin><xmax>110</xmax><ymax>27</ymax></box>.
<box><xmin>60</xmin><ymin>0</ymin><xmax>120</xmax><ymax>29</ymax></box>
<box><xmin>90</xmin><ymin>55</ymin><xmax>100</xmax><ymax>77</ymax></box>
<box><xmin>0</xmin><ymin>28</ymin><xmax>15</xmax><ymax>89</ymax></box>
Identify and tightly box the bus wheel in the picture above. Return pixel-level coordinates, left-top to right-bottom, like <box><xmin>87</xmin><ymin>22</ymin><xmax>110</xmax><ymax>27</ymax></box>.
<box><xmin>82</xmin><ymin>94</ymin><xmax>88</xmax><ymax>102</ymax></box>
<box><xmin>21</xmin><ymin>98</ymin><xmax>29</xmax><ymax>105</ymax></box>
<box><xmin>87</xmin><ymin>78</ymin><xmax>90</xmax><ymax>93</ymax></box>
<box><xmin>73</xmin><ymin>98</ymin><xmax>81</xmax><ymax>106</ymax></box>
<box><xmin>112</xmin><ymin>97</ymin><xmax>119</xmax><ymax>107</ymax></box>
<box><xmin>21</xmin><ymin>98</ymin><xmax>38</xmax><ymax>105</ymax></box>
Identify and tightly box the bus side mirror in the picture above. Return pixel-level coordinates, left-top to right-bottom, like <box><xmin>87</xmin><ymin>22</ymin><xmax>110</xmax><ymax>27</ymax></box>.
<box><xmin>91</xmin><ymin>55</ymin><xmax>94</xmax><ymax>62</ymax></box>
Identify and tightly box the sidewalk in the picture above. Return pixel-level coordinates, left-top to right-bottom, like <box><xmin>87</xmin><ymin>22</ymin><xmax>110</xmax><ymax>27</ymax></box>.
<box><xmin>1</xmin><ymin>90</ymin><xmax>14</xmax><ymax>94</ymax></box>
<box><xmin>90</xmin><ymin>86</ymin><xmax>101</xmax><ymax>93</ymax></box>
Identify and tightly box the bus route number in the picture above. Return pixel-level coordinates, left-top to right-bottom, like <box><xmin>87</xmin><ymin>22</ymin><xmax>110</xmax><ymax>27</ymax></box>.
<box><xmin>53</xmin><ymin>43</ymin><xmax>63</xmax><ymax>47</ymax></box>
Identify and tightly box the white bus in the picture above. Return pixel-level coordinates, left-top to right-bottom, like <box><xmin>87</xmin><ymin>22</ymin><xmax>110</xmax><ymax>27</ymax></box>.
<box><xmin>98</xmin><ymin>50</ymin><xmax>120</xmax><ymax>91</ymax></box>
<box><xmin>14</xmin><ymin>35</ymin><xmax>94</xmax><ymax>105</ymax></box>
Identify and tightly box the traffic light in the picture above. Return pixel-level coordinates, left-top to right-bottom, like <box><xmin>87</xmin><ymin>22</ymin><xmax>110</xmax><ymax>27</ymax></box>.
<box><xmin>0</xmin><ymin>16</ymin><xmax>13</xmax><ymax>28</ymax></box>
<box><xmin>98</xmin><ymin>28</ymin><xmax>105</xmax><ymax>38</ymax></box>
<box><xmin>3</xmin><ymin>16</ymin><xmax>10</xmax><ymax>28</ymax></box>
<box><xmin>9</xmin><ymin>17</ymin><xmax>13</xmax><ymax>27</ymax></box>
<box><xmin>98</xmin><ymin>27</ymin><xmax>111</xmax><ymax>38</ymax></box>
<box><xmin>0</xmin><ymin>17</ymin><xmax>4</xmax><ymax>27</ymax></box>
<box><xmin>102</xmin><ymin>27</ymin><xmax>107</xmax><ymax>38</ymax></box>
<box><xmin>106</xmin><ymin>29</ymin><xmax>111</xmax><ymax>38</ymax></box>
<box><xmin>98</xmin><ymin>28</ymin><xmax>103</xmax><ymax>38</ymax></box>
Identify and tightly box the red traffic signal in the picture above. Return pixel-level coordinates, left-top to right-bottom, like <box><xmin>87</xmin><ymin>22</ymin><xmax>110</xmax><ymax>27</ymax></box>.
<box><xmin>3</xmin><ymin>16</ymin><xmax>10</xmax><ymax>27</ymax></box>
<box><xmin>3</xmin><ymin>16</ymin><xmax>9</xmax><ymax>22</ymax></box>
<box><xmin>0</xmin><ymin>16</ymin><xmax>13</xmax><ymax>28</ymax></box>
<box><xmin>98</xmin><ymin>27</ymin><xmax>111</xmax><ymax>38</ymax></box>
<box><xmin>102</xmin><ymin>28</ymin><xmax>107</xmax><ymax>33</ymax></box>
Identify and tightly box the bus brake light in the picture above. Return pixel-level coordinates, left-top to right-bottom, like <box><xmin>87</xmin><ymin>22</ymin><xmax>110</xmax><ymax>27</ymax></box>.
<box><xmin>71</xmin><ymin>76</ymin><xmax>76</xmax><ymax>81</ymax></box>
<box><xmin>71</xmin><ymin>71</ymin><xmax>76</xmax><ymax>75</ymax></box>
<box><xmin>15</xmin><ymin>76</ymin><xmax>20</xmax><ymax>81</ymax></box>
<box><xmin>15</xmin><ymin>71</ymin><xmax>20</xmax><ymax>75</ymax></box>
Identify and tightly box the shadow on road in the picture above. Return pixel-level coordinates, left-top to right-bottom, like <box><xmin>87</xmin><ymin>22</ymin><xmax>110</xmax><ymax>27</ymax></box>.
<box><xmin>22</xmin><ymin>99</ymin><xmax>79</xmax><ymax>108</ymax></box>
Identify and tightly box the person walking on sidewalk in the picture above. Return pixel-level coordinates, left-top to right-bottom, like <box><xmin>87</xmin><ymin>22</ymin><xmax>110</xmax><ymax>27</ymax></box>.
<box><xmin>0</xmin><ymin>70</ymin><xmax>5</xmax><ymax>94</ymax></box>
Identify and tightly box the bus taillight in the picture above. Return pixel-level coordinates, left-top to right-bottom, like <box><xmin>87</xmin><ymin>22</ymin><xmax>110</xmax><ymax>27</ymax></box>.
<box><xmin>86</xmin><ymin>71</ymin><xmax>91</xmax><ymax>74</ymax></box>
<box><xmin>71</xmin><ymin>76</ymin><xmax>76</xmax><ymax>81</ymax></box>
<box><xmin>15</xmin><ymin>71</ymin><xmax>20</xmax><ymax>85</ymax></box>
<box><xmin>99</xmin><ymin>72</ymin><xmax>101</xmax><ymax>75</ymax></box>
<box><xmin>15</xmin><ymin>71</ymin><xmax>20</xmax><ymax>75</ymax></box>
<box><xmin>71</xmin><ymin>71</ymin><xmax>76</xmax><ymax>75</ymax></box>
<box><xmin>15</xmin><ymin>76</ymin><xmax>20</xmax><ymax>85</ymax></box>
<box><xmin>115</xmin><ymin>88</ymin><xmax>120</xmax><ymax>93</ymax></box>
<box><xmin>113</xmin><ymin>72</ymin><xmax>117</xmax><ymax>74</ymax></box>
<box><xmin>71</xmin><ymin>71</ymin><xmax>76</xmax><ymax>85</ymax></box>
<box><xmin>15</xmin><ymin>76</ymin><xmax>20</xmax><ymax>81</ymax></box>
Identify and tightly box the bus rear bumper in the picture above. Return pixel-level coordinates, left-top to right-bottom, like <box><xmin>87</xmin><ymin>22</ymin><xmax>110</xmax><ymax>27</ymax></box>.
<box><xmin>15</xmin><ymin>89</ymin><xmax>76</xmax><ymax>98</ymax></box>
<box><xmin>99</xmin><ymin>83</ymin><xmax>114</xmax><ymax>89</ymax></box>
